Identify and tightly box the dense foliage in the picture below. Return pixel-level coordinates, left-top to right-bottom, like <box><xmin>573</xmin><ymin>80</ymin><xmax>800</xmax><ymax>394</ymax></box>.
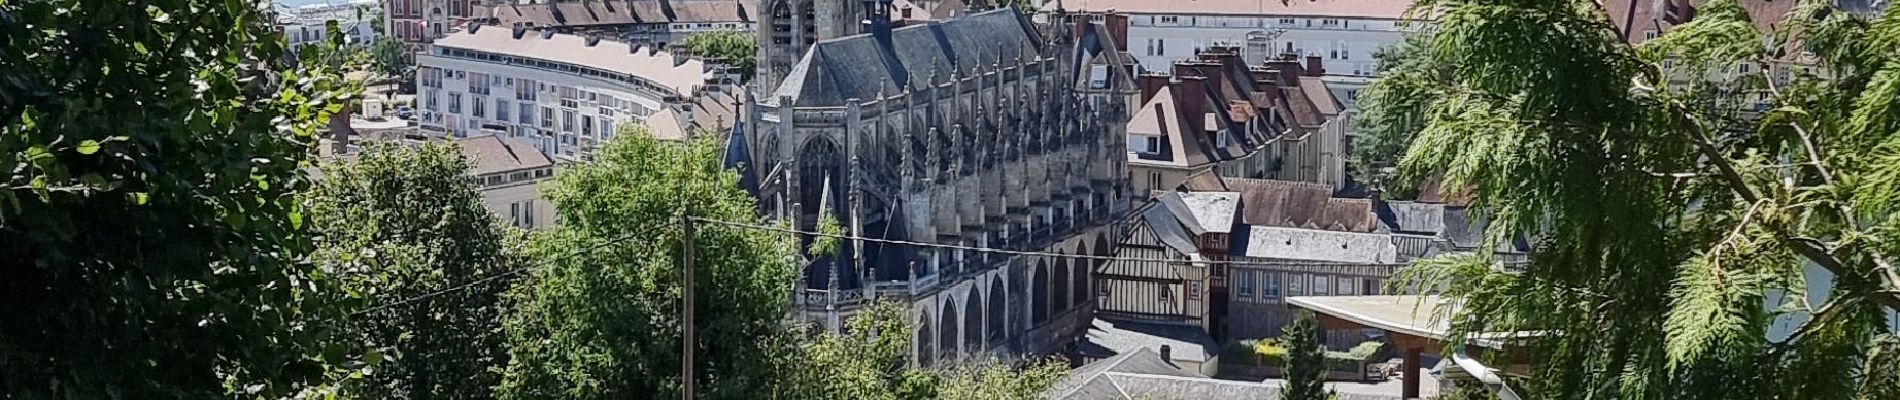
<box><xmin>680</xmin><ymin>29</ymin><xmax>756</xmax><ymax>80</ymax></box>
<box><xmin>1366</xmin><ymin>0</ymin><xmax>1900</xmax><ymax>398</ymax></box>
<box><xmin>1349</xmin><ymin>32</ymin><xmax>1443</xmax><ymax>199</ymax></box>
<box><xmin>496</xmin><ymin>127</ymin><xmax>799</xmax><ymax>399</ymax></box>
<box><xmin>0</xmin><ymin>0</ymin><xmax>356</xmax><ymax>396</ymax></box>
<box><xmin>310</xmin><ymin>142</ymin><xmax>523</xmax><ymax>398</ymax></box>
<box><xmin>371</xmin><ymin>37</ymin><xmax>411</xmax><ymax>78</ymax></box>
<box><xmin>1280</xmin><ymin>310</ymin><xmax>1330</xmax><ymax>400</ymax></box>
<box><xmin>774</xmin><ymin>301</ymin><xmax>1068</xmax><ymax>400</ymax></box>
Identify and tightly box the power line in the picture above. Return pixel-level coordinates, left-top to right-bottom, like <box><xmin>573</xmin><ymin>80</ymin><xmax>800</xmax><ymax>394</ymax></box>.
<box><xmin>350</xmin><ymin>221</ymin><xmax>677</xmax><ymax>317</ymax></box>
<box><xmin>687</xmin><ymin>216</ymin><xmax>1473</xmax><ymax>268</ymax></box>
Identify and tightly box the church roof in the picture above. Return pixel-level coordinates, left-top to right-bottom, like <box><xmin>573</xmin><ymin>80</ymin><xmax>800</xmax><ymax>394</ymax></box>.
<box><xmin>770</xmin><ymin>8</ymin><xmax>1045</xmax><ymax>106</ymax></box>
<box><xmin>722</xmin><ymin>118</ymin><xmax>758</xmax><ymax>195</ymax></box>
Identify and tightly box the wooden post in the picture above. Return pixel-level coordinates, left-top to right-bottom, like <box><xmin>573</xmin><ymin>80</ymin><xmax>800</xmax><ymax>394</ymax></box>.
<box><xmin>681</xmin><ymin>209</ymin><xmax>696</xmax><ymax>400</ymax></box>
<box><xmin>1402</xmin><ymin>346</ymin><xmax>1422</xmax><ymax>399</ymax></box>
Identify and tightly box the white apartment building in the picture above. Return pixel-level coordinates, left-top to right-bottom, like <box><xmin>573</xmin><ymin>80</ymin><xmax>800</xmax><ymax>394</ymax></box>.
<box><xmin>1050</xmin><ymin>0</ymin><xmax>1418</xmax><ymax>77</ymax></box>
<box><xmin>416</xmin><ymin>25</ymin><xmax>720</xmax><ymax>159</ymax></box>
<box><xmin>455</xmin><ymin>134</ymin><xmax>558</xmax><ymax>230</ymax></box>
<box><xmin>279</xmin><ymin>1</ymin><xmax>381</xmax><ymax>57</ymax></box>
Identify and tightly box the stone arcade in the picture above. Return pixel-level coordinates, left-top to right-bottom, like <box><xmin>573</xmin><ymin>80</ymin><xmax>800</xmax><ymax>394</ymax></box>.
<box><xmin>730</xmin><ymin>6</ymin><xmax>1139</xmax><ymax>362</ymax></box>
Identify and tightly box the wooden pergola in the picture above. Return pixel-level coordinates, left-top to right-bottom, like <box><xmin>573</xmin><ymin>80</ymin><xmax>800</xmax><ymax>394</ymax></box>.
<box><xmin>1288</xmin><ymin>295</ymin><xmax>1530</xmax><ymax>399</ymax></box>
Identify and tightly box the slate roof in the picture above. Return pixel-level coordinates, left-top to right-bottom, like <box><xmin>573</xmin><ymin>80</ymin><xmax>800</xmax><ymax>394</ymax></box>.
<box><xmin>1139</xmin><ymin>199</ymin><xmax>1201</xmax><ymax>257</ymax></box>
<box><xmin>491</xmin><ymin>0</ymin><xmax>755</xmax><ymax>28</ymax></box>
<box><xmin>771</xmin><ymin>8</ymin><xmax>1045</xmax><ymax>106</ymax></box>
<box><xmin>1232</xmin><ymin>225</ymin><xmax>1400</xmax><ymax>264</ymax></box>
<box><xmin>722</xmin><ymin>119</ymin><xmax>758</xmax><ymax>195</ymax></box>
<box><xmin>1051</xmin><ymin>347</ymin><xmax>1216</xmax><ymax>400</ymax></box>
<box><xmin>1077</xmin><ymin>318</ymin><xmax>1220</xmax><ymax>364</ymax></box>
<box><xmin>1176</xmin><ymin>192</ymin><xmax>1239</xmax><ymax>234</ymax></box>
<box><xmin>455</xmin><ymin>134</ymin><xmax>553</xmax><ymax>176</ymax></box>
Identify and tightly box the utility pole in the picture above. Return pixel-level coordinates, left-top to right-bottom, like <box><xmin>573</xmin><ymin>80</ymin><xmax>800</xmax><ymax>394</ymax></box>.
<box><xmin>680</xmin><ymin>206</ymin><xmax>696</xmax><ymax>400</ymax></box>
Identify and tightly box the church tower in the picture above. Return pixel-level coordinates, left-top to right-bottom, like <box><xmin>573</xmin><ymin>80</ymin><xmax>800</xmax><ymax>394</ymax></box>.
<box><xmin>755</xmin><ymin>0</ymin><xmax>870</xmax><ymax>95</ymax></box>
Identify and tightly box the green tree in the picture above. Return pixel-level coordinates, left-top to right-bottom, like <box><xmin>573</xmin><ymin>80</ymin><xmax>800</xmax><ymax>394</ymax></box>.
<box><xmin>772</xmin><ymin>301</ymin><xmax>1067</xmax><ymax>400</ymax></box>
<box><xmin>309</xmin><ymin>142</ymin><xmax>522</xmax><ymax>399</ymax></box>
<box><xmin>680</xmin><ymin>29</ymin><xmax>756</xmax><ymax>80</ymax></box>
<box><xmin>371</xmin><ymin>36</ymin><xmax>412</xmax><ymax>78</ymax></box>
<box><xmin>496</xmin><ymin>125</ymin><xmax>799</xmax><ymax>399</ymax></box>
<box><xmin>1348</xmin><ymin>32</ymin><xmax>1443</xmax><ymax>199</ymax></box>
<box><xmin>1280</xmin><ymin>310</ymin><xmax>1329</xmax><ymax>400</ymax></box>
<box><xmin>0</xmin><ymin>0</ymin><xmax>357</xmax><ymax>397</ymax></box>
<box><xmin>1365</xmin><ymin>0</ymin><xmax>1900</xmax><ymax>398</ymax></box>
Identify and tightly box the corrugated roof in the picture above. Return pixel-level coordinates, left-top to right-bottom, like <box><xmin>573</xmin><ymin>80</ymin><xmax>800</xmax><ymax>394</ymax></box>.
<box><xmin>431</xmin><ymin>26</ymin><xmax>712</xmax><ymax>96</ymax></box>
<box><xmin>1049</xmin><ymin>0</ymin><xmax>1416</xmax><ymax>19</ymax></box>
<box><xmin>455</xmin><ymin>134</ymin><xmax>553</xmax><ymax>176</ymax></box>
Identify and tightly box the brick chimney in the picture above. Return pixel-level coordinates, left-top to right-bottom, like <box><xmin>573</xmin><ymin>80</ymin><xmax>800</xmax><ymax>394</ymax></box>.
<box><xmin>1175</xmin><ymin>75</ymin><xmax>1209</xmax><ymax>122</ymax></box>
<box><xmin>1105</xmin><ymin>13</ymin><xmax>1130</xmax><ymax>52</ymax></box>
<box><xmin>1304</xmin><ymin>55</ymin><xmax>1325</xmax><ymax>76</ymax></box>
<box><xmin>1138</xmin><ymin>73</ymin><xmax>1170</xmax><ymax>103</ymax></box>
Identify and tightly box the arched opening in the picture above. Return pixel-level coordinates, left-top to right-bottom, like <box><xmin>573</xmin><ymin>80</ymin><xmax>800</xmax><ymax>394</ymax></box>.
<box><xmin>939</xmin><ymin>301</ymin><xmax>960</xmax><ymax>359</ymax></box>
<box><xmin>796</xmin><ymin>138</ymin><xmax>851</xmax><ymax>289</ymax></box>
<box><xmin>915</xmin><ymin>313</ymin><xmax>934</xmax><ymax>366</ymax></box>
<box><xmin>964</xmin><ymin>292</ymin><xmax>982</xmax><ymax>352</ymax></box>
<box><xmin>987</xmin><ymin>276</ymin><xmax>1006</xmax><ymax>342</ymax></box>
<box><xmin>1031</xmin><ymin>260</ymin><xmax>1049</xmax><ymax>325</ymax></box>
<box><xmin>1054</xmin><ymin>255</ymin><xmax>1071</xmax><ymax>314</ymax></box>
<box><xmin>1074</xmin><ymin>242</ymin><xmax>1093</xmax><ymax>307</ymax></box>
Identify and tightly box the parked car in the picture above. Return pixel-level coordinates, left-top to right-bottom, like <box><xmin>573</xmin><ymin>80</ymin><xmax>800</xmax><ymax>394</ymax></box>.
<box><xmin>395</xmin><ymin>106</ymin><xmax>413</xmax><ymax>120</ymax></box>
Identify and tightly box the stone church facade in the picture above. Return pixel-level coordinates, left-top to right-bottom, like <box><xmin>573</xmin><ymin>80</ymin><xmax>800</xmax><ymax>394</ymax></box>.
<box><xmin>731</xmin><ymin>5</ymin><xmax>1139</xmax><ymax>362</ymax></box>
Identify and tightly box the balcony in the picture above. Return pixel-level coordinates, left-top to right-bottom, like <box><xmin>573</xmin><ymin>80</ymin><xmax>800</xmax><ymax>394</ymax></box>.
<box><xmin>800</xmin><ymin>288</ymin><xmax>868</xmax><ymax>310</ymax></box>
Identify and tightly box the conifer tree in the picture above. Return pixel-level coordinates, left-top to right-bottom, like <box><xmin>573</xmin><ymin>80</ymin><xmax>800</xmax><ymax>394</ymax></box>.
<box><xmin>1281</xmin><ymin>310</ymin><xmax>1329</xmax><ymax>400</ymax></box>
<box><xmin>1364</xmin><ymin>0</ymin><xmax>1900</xmax><ymax>398</ymax></box>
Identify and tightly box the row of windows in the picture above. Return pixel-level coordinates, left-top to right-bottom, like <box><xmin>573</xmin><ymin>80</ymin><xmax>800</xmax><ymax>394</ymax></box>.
<box><xmin>476</xmin><ymin>167</ymin><xmax>553</xmax><ymax>189</ymax></box>
<box><xmin>1147</xmin><ymin>38</ymin><xmax>1359</xmax><ymax>61</ymax></box>
<box><xmin>1145</xmin><ymin>14</ymin><xmax>1400</xmax><ymax>31</ymax></box>
<box><xmin>1232</xmin><ymin>269</ymin><xmax>1379</xmax><ymax>301</ymax></box>
<box><xmin>434</xmin><ymin>47</ymin><xmax>684</xmax><ymax>97</ymax></box>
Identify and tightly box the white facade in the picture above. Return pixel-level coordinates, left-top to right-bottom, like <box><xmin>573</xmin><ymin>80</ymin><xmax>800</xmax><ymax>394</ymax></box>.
<box><xmin>280</xmin><ymin>1</ymin><xmax>381</xmax><ymax>55</ymax></box>
<box><xmin>1125</xmin><ymin>14</ymin><xmax>1411</xmax><ymax>76</ymax></box>
<box><xmin>386</xmin><ymin>0</ymin><xmax>478</xmax><ymax>46</ymax></box>
<box><xmin>416</xmin><ymin>27</ymin><xmax>717</xmax><ymax>159</ymax></box>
